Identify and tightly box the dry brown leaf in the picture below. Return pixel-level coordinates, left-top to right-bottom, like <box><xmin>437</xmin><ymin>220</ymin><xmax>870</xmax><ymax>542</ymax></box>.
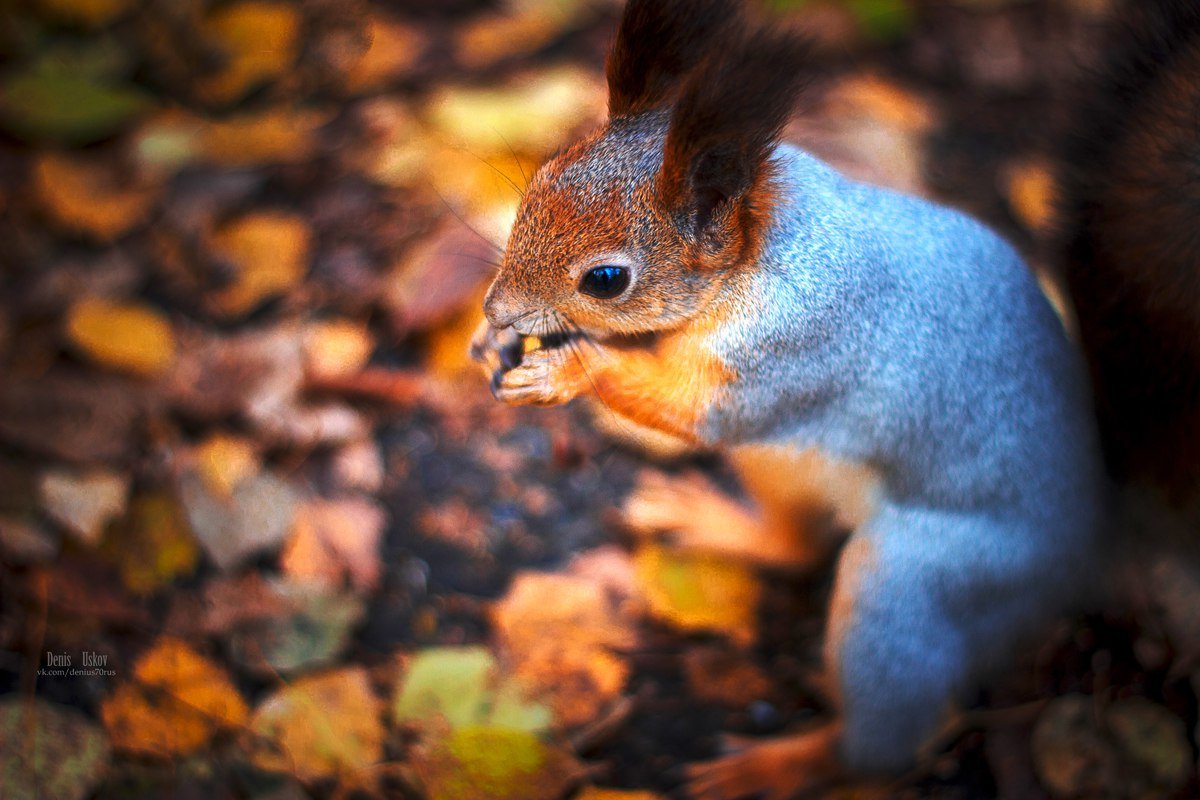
<box><xmin>65</xmin><ymin>297</ymin><xmax>176</xmax><ymax>377</ymax></box>
<box><xmin>209</xmin><ymin>212</ymin><xmax>311</xmax><ymax>316</ymax></box>
<box><xmin>101</xmin><ymin>637</ymin><xmax>248</xmax><ymax>757</ymax></box>
<box><xmin>197</xmin><ymin>1</ymin><xmax>301</xmax><ymax>104</ymax></box>
<box><xmin>249</xmin><ymin>667</ymin><xmax>383</xmax><ymax>783</ymax></box>
<box><xmin>492</xmin><ymin>571</ymin><xmax>637</xmax><ymax>728</ymax></box>
<box><xmin>281</xmin><ymin>497</ymin><xmax>386</xmax><ymax>591</ymax></box>
<box><xmin>34</xmin><ymin>152</ymin><xmax>158</xmax><ymax>241</ymax></box>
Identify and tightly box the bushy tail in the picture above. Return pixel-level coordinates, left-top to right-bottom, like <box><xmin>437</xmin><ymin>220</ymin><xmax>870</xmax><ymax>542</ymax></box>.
<box><xmin>1058</xmin><ymin>0</ymin><xmax>1200</xmax><ymax>499</ymax></box>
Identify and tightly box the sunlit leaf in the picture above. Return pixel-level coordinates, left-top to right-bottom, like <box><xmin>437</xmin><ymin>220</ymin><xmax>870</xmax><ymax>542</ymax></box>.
<box><xmin>249</xmin><ymin>667</ymin><xmax>383</xmax><ymax>782</ymax></box>
<box><xmin>65</xmin><ymin>298</ymin><xmax>175</xmax><ymax>377</ymax></box>
<box><xmin>209</xmin><ymin>212</ymin><xmax>311</xmax><ymax>316</ymax></box>
<box><xmin>101</xmin><ymin>638</ymin><xmax>249</xmax><ymax>757</ymax></box>
<box><xmin>416</xmin><ymin>725</ymin><xmax>580</xmax><ymax>800</ymax></box>
<box><xmin>34</xmin><ymin>151</ymin><xmax>158</xmax><ymax>241</ymax></box>
<box><xmin>197</xmin><ymin>1</ymin><xmax>301</xmax><ymax>104</ymax></box>
<box><xmin>634</xmin><ymin>544</ymin><xmax>760</xmax><ymax>646</ymax></box>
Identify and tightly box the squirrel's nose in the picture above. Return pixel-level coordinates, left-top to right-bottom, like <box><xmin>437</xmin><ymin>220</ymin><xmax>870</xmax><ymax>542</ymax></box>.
<box><xmin>482</xmin><ymin>282</ymin><xmax>527</xmax><ymax>330</ymax></box>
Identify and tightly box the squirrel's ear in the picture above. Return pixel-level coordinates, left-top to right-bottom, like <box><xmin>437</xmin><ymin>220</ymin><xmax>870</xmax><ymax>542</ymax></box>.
<box><xmin>659</xmin><ymin>27</ymin><xmax>812</xmax><ymax>237</ymax></box>
<box><xmin>606</xmin><ymin>0</ymin><xmax>741</xmax><ymax>117</ymax></box>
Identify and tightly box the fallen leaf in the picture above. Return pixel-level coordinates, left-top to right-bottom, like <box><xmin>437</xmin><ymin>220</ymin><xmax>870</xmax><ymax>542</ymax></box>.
<box><xmin>576</xmin><ymin>790</ymin><xmax>665</xmax><ymax>800</ymax></box>
<box><xmin>302</xmin><ymin>319</ymin><xmax>374</xmax><ymax>380</ymax></box>
<box><xmin>98</xmin><ymin>491</ymin><xmax>198</xmax><ymax>594</ymax></box>
<box><xmin>65</xmin><ymin>297</ymin><xmax>175</xmax><ymax>376</ymax></box>
<box><xmin>0</xmin><ymin>697</ymin><xmax>110</xmax><ymax>800</ymax></box>
<box><xmin>249</xmin><ymin>667</ymin><xmax>383</xmax><ymax>782</ymax></box>
<box><xmin>454</xmin><ymin>0</ymin><xmax>591</xmax><ymax>69</ymax></box>
<box><xmin>194</xmin><ymin>433</ymin><xmax>260</xmax><ymax>498</ymax></box>
<box><xmin>38</xmin><ymin>469</ymin><xmax>129</xmax><ymax>546</ymax></box>
<box><xmin>209</xmin><ymin>212</ymin><xmax>311</xmax><ymax>316</ymax></box>
<box><xmin>178</xmin><ymin>467</ymin><xmax>301</xmax><ymax>570</ymax></box>
<box><xmin>395</xmin><ymin>646</ymin><xmax>498</xmax><ymax>730</ymax></box>
<box><xmin>415</xmin><ymin>725</ymin><xmax>581</xmax><ymax>800</ymax></box>
<box><xmin>101</xmin><ymin>638</ymin><xmax>248</xmax><ymax>757</ymax></box>
<box><xmin>492</xmin><ymin>571</ymin><xmax>636</xmax><ymax>728</ymax></box>
<box><xmin>633</xmin><ymin>543</ymin><xmax>761</xmax><ymax>646</ymax></box>
<box><xmin>281</xmin><ymin>497</ymin><xmax>386</xmax><ymax>591</ymax></box>
<box><xmin>227</xmin><ymin>580</ymin><xmax>364</xmax><ymax>676</ymax></box>
<box><xmin>1007</xmin><ymin>159</ymin><xmax>1057</xmax><ymax>233</ymax></box>
<box><xmin>0</xmin><ymin>59</ymin><xmax>151</xmax><ymax>145</ymax></box>
<box><xmin>197</xmin><ymin>1</ymin><xmax>302</xmax><ymax>105</ymax></box>
<box><xmin>198</xmin><ymin>106</ymin><xmax>332</xmax><ymax>166</ymax></box>
<box><xmin>133</xmin><ymin>107</ymin><xmax>332</xmax><ymax>177</ymax></box>
<box><xmin>343</xmin><ymin>15</ymin><xmax>423</xmax><ymax>92</ymax></box>
<box><xmin>34</xmin><ymin>151</ymin><xmax>158</xmax><ymax>241</ymax></box>
<box><xmin>36</xmin><ymin>0</ymin><xmax>134</xmax><ymax>26</ymax></box>
<box><xmin>1106</xmin><ymin>697</ymin><xmax>1191</xmax><ymax>794</ymax></box>
<box><xmin>425</xmin><ymin>67</ymin><xmax>604</xmax><ymax>155</ymax></box>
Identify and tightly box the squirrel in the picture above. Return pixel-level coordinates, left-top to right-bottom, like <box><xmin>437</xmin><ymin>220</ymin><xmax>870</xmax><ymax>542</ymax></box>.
<box><xmin>468</xmin><ymin>0</ymin><xmax>1194</xmax><ymax>797</ymax></box>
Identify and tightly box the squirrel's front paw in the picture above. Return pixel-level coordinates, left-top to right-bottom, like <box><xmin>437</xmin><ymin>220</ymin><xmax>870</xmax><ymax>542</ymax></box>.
<box><xmin>469</xmin><ymin>320</ymin><xmax>587</xmax><ymax>407</ymax></box>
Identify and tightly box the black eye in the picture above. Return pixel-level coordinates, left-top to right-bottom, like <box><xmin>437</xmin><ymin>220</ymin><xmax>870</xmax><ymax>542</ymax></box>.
<box><xmin>579</xmin><ymin>265</ymin><xmax>630</xmax><ymax>299</ymax></box>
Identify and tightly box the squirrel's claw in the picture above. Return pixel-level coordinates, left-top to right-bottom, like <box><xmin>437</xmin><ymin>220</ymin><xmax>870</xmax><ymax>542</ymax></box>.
<box><xmin>490</xmin><ymin>347</ymin><xmax>586</xmax><ymax>406</ymax></box>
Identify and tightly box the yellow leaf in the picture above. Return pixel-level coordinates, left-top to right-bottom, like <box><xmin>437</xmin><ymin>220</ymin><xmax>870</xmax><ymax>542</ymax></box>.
<box><xmin>195</xmin><ymin>433</ymin><xmax>259</xmax><ymax>498</ymax></box>
<box><xmin>425</xmin><ymin>67</ymin><xmax>604</xmax><ymax>155</ymax></box>
<box><xmin>250</xmin><ymin>667</ymin><xmax>383</xmax><ymax>782</ymax></box>
<box><xmin>210</xmin><ymin>212</ymin><xmax>310</xmax><ymax>316</ymax></box>
<box><xmin>101</xmin><ymin>638</ymin><xmax>248</xmax><ymax>757</ymax></box>
<box><xmin>303</xmin><ymin>319</ymin><xmax>373</xmax><ymax>380</ymax></box>
<box><xmin>34</xmin><ymin>151</ymin><xmax>157</xmax><ymax>241</ymax></box>
<box><xmin>633</xmin><ymin>544</ymin><xmax>760</xmax><ymax>646</ymax></box>
<box><xmin>66</xmin><ymin>298</ymin><xmax>175</xmax><ymax>377</ymax></box>
<box><xmin>198</xmin><ymin>1</ymin><xmax>301</xmax><ymax>105</ymax></box>
<box><xmin>99</xmin><ymin>491</ymin><xmax>198</xmax><ymax>594</ymax></box>
<box><xmin>416</xmin><ymin>725</ymin><xmax>580</xmax><ymax>800</ymax></box>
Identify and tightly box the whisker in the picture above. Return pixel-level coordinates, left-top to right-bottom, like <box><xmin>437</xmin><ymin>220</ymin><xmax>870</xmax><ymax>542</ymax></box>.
<box><xmin>492</xmin><ymin>127</ymin><xmax>530</xmax><ymax>191</ymax></box>
<box><xmin>426</xmin><ymin>182</ymin><xmax>505</xmax><ymax>256</ymax></box>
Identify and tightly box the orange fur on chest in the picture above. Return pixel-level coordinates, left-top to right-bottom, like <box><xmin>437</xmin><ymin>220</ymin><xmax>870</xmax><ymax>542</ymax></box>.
<box><xmin>585</xmin><ymin>320</ymin><xmax>735</xmax><ymax>442</ymax></box>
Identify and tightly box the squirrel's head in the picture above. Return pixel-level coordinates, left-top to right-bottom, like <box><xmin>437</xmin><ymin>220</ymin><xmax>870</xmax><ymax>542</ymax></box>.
<box><xmin>483</xmin><ymin>0</ymin><xmax>811</xmax><ymax>339</ymax></box>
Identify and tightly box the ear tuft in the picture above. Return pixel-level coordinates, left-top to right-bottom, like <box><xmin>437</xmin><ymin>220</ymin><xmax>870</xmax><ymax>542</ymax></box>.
<box><xmin>659</xmin><ymin>25</ymin><xmax>813</xmax><ymax>235</ymax></box>
<box><xmin>606</xmin><ymin>0</ymin><xmax>743</xmax><ymax>117</ymax></box>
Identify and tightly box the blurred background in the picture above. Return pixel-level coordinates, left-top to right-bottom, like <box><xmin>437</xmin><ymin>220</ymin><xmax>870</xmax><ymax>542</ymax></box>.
<box><xmin>1</xmin><ymin>1</ymin><xmax>1196</xmax><ymax>798</ymax></box>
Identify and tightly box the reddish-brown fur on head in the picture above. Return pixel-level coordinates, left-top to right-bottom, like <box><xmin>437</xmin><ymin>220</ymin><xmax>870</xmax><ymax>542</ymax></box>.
<box><xmin>483</xmin><ymin>0</ymin><xmax>812</xmax><ymax>341</ymax></box>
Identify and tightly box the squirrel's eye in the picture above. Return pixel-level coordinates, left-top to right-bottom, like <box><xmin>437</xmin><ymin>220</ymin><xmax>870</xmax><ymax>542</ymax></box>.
<box><xmin>579</xmin><ymin>265</ymin><xmax>630</xmax><ymax>299</ymax></box>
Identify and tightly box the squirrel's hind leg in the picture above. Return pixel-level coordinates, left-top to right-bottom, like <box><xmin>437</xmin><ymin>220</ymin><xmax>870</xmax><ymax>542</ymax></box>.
<box><xmin>685</xmin><ymin>502</ymin><xmax>1051</xmax><ymax>797</ymax></box>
